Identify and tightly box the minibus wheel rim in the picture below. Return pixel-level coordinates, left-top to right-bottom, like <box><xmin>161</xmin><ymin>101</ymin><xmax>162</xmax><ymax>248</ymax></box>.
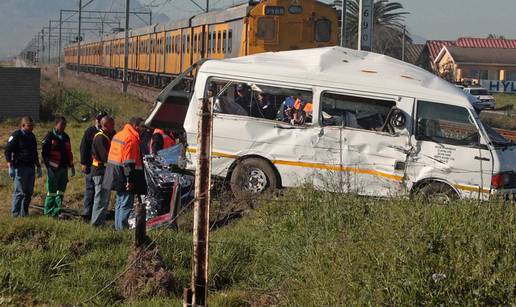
<box><xmin>245</xmin><ymin>169</ymin><xmax>268</xmax><ymax>193</ymax></box>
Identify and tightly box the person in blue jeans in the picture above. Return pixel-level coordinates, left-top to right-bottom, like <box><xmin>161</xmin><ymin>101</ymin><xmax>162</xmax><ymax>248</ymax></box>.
<box><xmin>90</xmin><ymin>116</ymin><xmax>115</xmax><ymax>226</ymax></box>
<box><xmin>4</xmin><ymin>117</ymin><xmax>42</xmax><ymax>217</ymax></box>
<box><xmin>102</xmin><ymin>117</ymin><xmax>147</xmax><ymax>230</ymax></box>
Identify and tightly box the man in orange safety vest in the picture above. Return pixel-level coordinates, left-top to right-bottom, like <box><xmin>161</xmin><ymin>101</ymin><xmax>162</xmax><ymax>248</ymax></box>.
<box><xmin>102</xmin><ymin>117</ymin><xmax>147</xmax><ymax>230</ymax></box>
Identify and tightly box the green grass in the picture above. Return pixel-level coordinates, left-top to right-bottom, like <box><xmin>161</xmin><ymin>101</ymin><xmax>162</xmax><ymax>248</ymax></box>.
<box><xmin>0</xmin><ymin>190</ymin><xmax>514</xmax><ymax>306</ymax></box>
<box><xmin>493</xmin><ymin>93</ymin><xmax>516</xmax><ymax>109</ymax></box>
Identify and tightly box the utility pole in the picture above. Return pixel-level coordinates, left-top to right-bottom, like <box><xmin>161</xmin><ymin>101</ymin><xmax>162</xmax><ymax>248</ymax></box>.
<box><xmin>41</xmin><ymin>29</ymin><xmax>45</xmax><ymax>65</ymax></box>
<box><xmin>401</xmin><ymin>25</ymin><xmax>406</xmax><ymax>62</ymax></box>
<box><xmin>122</xmin><ymin>0</ymin><xmax>130</xmax><ymax>93</ymax></box>
<box><xmin>48</xmin><ymin>20</ymin><xmax>52</xmax><ymax>64</ymax></box>
<box><xmin>340</xmin><ymin>0</ymin><xmax>347</xmax><ymax>47</ymax></box>
<box><xmin>358</xmin><ymin>0</ymin><xmax>373</xmax><ymax>51</ymax></box>
<box><xmin>58</xmin><ymin>11</ymin><xmax>63</xmax><ymax>67</ymax></box>
<box><xmin>77</xmin><ymin>0</ymin><xmax>82</xmax><ymax>75</ymax></box>
<box><xmin>357</xmin><ymin>0</ymin><xmax>362</xmax><ymax>50</ymax></box>
<box><xmin>187</xmin><ymin>97</ymin><xmax>213</xmax><ymax>307</ymax></box>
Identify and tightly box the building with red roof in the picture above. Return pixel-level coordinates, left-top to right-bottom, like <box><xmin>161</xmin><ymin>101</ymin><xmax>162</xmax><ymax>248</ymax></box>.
<box><xmin>408</xmin><ymin>37</ymin><xmax>516</xmax><ymax>86</ymax></box>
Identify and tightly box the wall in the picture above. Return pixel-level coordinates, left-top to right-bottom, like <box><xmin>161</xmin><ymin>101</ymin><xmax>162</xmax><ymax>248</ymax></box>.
<box><xmin>0</xmin><ymin>68</ymin><xmax>40</xmax><ymax>120</ymax></box>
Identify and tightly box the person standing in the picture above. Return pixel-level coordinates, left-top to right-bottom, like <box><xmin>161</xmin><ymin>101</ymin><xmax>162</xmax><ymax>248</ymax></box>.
<box><xmin>42</xmin><ymin>116</ymin><xmax>75</xmax><ymax>217</ymax></box>
<box><xmin>150</xmin><ymin>128</ymin><xmax>175</xmax><ymax>155</ymax></box>
<box><xmin>79</xmin><ymin>111</ymin><xmax>107</xmax><ymax>221</ymax></box>
<box><xmin>4</xmin><ymin>117</ymin><xmax>42</xmax><ymax>217</ymax></box>
<box><xmin>90</xmin><ymin>116</ymin><xmax>115</xmax><ymax>226</ymax></box>
<box><xmin>103</xmin><ymin>117</ymin><xmax>147</xmax><ymax>230</ymax></box>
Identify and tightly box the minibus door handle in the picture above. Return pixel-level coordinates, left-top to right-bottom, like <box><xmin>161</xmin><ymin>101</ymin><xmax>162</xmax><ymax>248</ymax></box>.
<box><xmin>474</xmin><ymin>156</ymin><xmax>490</xmax><ymax>162</ymax></box>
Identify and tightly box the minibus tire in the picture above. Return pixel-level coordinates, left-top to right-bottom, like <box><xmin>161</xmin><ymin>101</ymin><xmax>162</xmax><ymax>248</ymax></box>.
<box><xmin>230</xmin><ymin>158</ymin><xmax>277</xmax><ymax>199</ymax></box>
<box><xmin>417</xmin><ymin>182</ymin><xmax>458</xmax><ymax>203</ymax></box>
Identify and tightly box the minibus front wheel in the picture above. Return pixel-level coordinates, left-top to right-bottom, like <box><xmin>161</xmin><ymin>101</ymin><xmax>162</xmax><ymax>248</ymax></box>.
<box><xmin>230</xmin><ymin>158</ymin><xmax>278</xmax><ymax>199</ymax></box>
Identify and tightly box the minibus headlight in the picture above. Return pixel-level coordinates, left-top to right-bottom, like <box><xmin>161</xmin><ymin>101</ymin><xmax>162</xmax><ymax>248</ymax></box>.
<box><xmin>491</xmin><ymin>172</ymin><xmax>512</xmax><ymax>189</ymax></box>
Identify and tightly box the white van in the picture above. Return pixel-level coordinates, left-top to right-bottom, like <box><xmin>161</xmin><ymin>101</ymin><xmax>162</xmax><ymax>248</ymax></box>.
<box><xmin>146</xmin><ymin>47</ymin><xmax>516</xmax><ymax>201</ymax></box>
<box><xmin>463</xmin><ymin>87</ymin><xmax>496</xmax><ymax>110</ymax></box>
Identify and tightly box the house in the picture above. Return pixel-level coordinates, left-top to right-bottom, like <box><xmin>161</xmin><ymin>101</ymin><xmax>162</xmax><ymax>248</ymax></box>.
<box><xmin>434</xmin><ymin>46</ymin><xmax>516</xmax><ymax>84</ymax></box>
<box><xmin>407</xmin><ymin>37</ymin><xmax>516</xmax><ymax>79</ymax></box>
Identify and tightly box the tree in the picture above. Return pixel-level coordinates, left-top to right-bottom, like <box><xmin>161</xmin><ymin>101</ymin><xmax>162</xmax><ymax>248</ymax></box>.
<box><xmin>337</xmin><ymin>0</ymin><xmax>411</xmax><ymax>59</ymax></box>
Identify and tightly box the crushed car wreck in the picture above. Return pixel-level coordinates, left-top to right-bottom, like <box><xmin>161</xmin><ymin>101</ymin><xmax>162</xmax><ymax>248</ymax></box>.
<box><xmin>146</xmin><ymin>46</ymin><xmax>516</xmax><ymax>201</ymax></box>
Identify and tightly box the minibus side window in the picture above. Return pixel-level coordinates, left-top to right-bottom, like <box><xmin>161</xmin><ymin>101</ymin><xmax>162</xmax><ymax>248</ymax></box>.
<box><xmin>207</xmin><ymin>78</ymin><xmax>313</xmax><ymax>123</ymax></box>
<box><xmin>416</xmin><ymin>101</ymin><xmax>480</xmax><ymax>146</ymax></box>
<box><xmin>320</xmin><ymin>92</ymin><xmax>394</xmax><ymax>131</ymax></box>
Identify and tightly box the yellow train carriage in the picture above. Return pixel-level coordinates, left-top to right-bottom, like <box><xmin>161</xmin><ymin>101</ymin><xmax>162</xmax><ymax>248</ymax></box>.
<box><xmin>64</xmin><ymin>0</ymin><xmax>337</xmax><ymax>87</ymax></box>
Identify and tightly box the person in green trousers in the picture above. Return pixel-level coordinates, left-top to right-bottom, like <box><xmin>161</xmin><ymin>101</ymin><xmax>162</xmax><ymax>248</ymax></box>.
<box><xmin>42</xmin><ymin>117</ymin><xmax>75</xmax><ymax>217</ymax></box>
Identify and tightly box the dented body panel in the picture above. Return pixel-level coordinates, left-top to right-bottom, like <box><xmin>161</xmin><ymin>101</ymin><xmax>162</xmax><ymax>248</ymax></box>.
<box><xmin>148</xmin><ymin>47</ymin><xmax>516</xmax><ymax>200</ymax></box>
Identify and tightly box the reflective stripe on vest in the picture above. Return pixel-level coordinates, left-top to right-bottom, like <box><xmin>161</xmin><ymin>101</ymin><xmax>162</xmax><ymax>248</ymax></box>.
<box><xmin>92</xmin><ymin>131</ymin><xmax>110</xmax><ymax>167</ymax></box>
<box><xmin>107</xmin><ymin>124</ymin><xmax>142</xmax><ymax>168</ymax></box>
<box><xmin>150</xmin><ymin>128</ymin><xmax>175</xmax><ymax>152</ymax></box>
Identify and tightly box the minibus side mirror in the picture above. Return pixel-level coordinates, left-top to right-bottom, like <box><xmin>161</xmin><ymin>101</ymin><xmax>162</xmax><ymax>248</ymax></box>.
<box><xmin>390</xmin><ymin>109</ymin><xmax>407</xmax><ymax>129</ymax></box>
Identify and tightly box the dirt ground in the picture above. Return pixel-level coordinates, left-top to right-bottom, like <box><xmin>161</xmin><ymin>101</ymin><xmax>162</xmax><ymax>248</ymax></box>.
<box><xmin>41</xmin><ymin>65</ymin><xmax>161</xmax><ymax>103</ymax></box>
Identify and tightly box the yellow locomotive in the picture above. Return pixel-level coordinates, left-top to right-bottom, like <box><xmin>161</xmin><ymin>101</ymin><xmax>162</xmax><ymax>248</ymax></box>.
<box><xmin>64</xmin><ymin>0</ymin><xmax>338</xmax><ymax>86</ymax></box>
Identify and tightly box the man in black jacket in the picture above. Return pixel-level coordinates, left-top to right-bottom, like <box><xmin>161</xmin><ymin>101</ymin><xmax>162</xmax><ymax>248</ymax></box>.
<box><xmin>90</xmin><ymin>116</ymin><xmax>115</xmax><ymax>226</ymax></box>
<box><xmin>79</xmin><ymin>111</ymin><xmax>107</xmax><ymax>221</ymax></box>
<box><xmin>4</xmin><ymin>117</ymin><xmax>42</xmax><ymax>217</ymax></box>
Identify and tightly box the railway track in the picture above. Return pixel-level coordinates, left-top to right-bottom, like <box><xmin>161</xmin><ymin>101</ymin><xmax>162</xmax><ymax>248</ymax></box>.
<box><xmin>494</xmin><ymin>128</ymin><xmax>516</xmax><ymax>142</ymax></box>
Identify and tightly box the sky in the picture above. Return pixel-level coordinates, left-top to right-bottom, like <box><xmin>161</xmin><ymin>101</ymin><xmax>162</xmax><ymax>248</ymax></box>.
<box><xmin>1</xmin><ymin>0</ymin><xmax>516</xmax><ymax>59</ymax></box>
<box><xmin>144</xmin><ymin>0</ymin><xmax>516</xmax><ymax>41</ymax></box>
<box><xmin>395</xmin><ymin>0</ymin><xmax>516</xmax><ymax>41</ymax></box>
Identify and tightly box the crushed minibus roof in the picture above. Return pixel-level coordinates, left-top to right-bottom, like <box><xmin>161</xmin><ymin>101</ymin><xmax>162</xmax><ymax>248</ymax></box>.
<box><xmin>199</xmin><ymin>46</ymin><xmax>471</xmax><ymax>107</ymax></box>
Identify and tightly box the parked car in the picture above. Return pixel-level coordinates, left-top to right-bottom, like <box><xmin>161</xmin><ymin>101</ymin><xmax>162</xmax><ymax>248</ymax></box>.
<box><xmin>147</xmin><ymin>47</ymin><xmax>516</xmax><ymax>201</ymax></box>
<box><xmin>464</xmin><ymin>87</ymin><xmax>496</xmax><ymax>110</ymax></box>
<box><xmin>455</xmin><ymin>85</ymin><xmax>483</xmax><ymax>112</ymax></box>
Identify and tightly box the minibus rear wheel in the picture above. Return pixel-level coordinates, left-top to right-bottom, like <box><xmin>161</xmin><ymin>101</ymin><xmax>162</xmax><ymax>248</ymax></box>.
<box><xmin>230</xmin><ymin>158</ymin><xmax>277</xmax><ymax>199</ymax></box>
<box><xmin>417</xmin><ymin>182</ymin><xmax>458</xmax><ymax>203</ymax></box>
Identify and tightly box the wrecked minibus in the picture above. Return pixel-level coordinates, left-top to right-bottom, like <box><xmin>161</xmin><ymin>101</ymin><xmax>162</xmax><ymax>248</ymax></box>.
<box><xmin>146</xmin><ymin>47</ymin><xmax>516</xmax><ymax>201</ymax></box>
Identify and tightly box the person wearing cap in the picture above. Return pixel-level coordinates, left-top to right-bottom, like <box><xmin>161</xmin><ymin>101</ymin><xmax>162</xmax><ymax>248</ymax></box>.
<box><xmin>102</xmin><ymin>117</ymin><xmax>147</xmax><ymax>230</ymax></box>
<box><xmin>79</xmin><ymin>111</ymin><xmax>107</xmax><ymax>221</ymax></box>
<box><xmin>4</xmin><ymin>116</ymin><xmax>42</xmax><ymax>217</ymax></box>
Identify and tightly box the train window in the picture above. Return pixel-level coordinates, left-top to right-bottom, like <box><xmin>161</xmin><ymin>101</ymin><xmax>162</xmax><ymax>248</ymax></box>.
<box><xmin>217</xmin><ymin>31</ymin><xmax>221</xmax><ymax>53</ymax></box>
<box><xmin>207</xmin><ymin>32</ymin><xmax>211</xmax><ymax>54</ymax></box>
<box><xmin>222</xmin><ymin>30</ymin><xmax>227</xmax><ymax>53</ymax></box>
<box><xmin>211</xmin><ymin>32</ymin><xmax>216</xmax><ymax>53</ymax></box>
<box><xmin>257</xmin><ymin>17</ymin><xmax>277</xmax><ymax>41</ymax></box>
<box><xmin>187</xmin><ymin>34</ymin><xmax>191</xmax><ymax>53</ymax></box>
<box><xmin>228</xmin><ymin>30</ymin><xmax>233</xmax><ymax>53</ymax></box>
<box><xmin>315</xmin><ymin>19</ymin><xmax>331</xmax><ymax>42</ymax></box>
<box><xmin>194</xmin><ymin>34</ymin><xmax>198</xmax><ymax>54</ymax></box>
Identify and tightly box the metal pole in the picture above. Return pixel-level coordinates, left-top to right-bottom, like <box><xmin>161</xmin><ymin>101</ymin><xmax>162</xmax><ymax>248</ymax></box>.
<box><xmin>41</xmin><ymin>29</ymin><xmax>45</xmax><ymax>65</ymax></box>
<box><xmin>340</xmin><ymin>0</ymin><xmax>347</xmax><ymax>47</ymax></box>
<box><xmin>190</xmin><ymin>97</ymin><xmax>213</xmax><ymax>307</ymax></box>
<box><xmin>401</xmin><ymin>25</ymin><xmax>406</xmax><ymax>62</ymax></box>
<box><xmin>36</xmin><ymin>34</ymin><xmax>40</xmax><ymax>65</ymax></box>
<box><xmin>48</xmin><ymin>20</ymin><xmax>52</xmax><ymax>64</ymax></box>
<box><xmin>357</xmin><ymin>0</ymin><xmax>362</xmax><ymax>50</ymax></box>
<box><xmin>206</xmin><ymin>0</ymin><xmax>209</xmax><ymax>12</ymax></box>
<box><xmin>59</xmin><ymin>11</ymin><xmax>62</xmax><ymax>67</ymax></box>
<box><xmin>149</xmin><ymin>11</ymin><xmax>153</xmax><ymax>24</ymax></box>
<box><xmin>122</xmin><ymin>0</ymin><xmax>130</xmax><ymax>94</ymax></box>
<box><xmin>77</xmin><ymin>0</ymin><xmax>82</xmax><ymax>75</ymax></box>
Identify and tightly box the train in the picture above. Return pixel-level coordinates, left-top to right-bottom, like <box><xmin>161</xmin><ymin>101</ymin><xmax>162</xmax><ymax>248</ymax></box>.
<box><xmin>64</xmin><ymin>0</ymin><xmax>338</xmax><ymax>87</ymax></box>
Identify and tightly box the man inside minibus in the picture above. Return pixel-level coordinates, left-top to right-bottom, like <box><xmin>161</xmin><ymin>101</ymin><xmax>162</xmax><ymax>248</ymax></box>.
<box><xmin>250</xmin><ymin>92</ymin><xmax>277</xmax><ymax>120</ymax></box>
